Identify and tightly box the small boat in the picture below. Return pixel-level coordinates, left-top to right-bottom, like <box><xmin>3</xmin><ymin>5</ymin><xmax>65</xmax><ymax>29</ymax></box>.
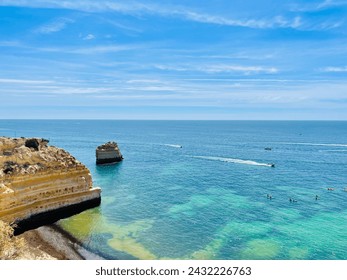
<box><xmin>264</xmin><ymin>147</ymin><xmax>272</xmax><ymax>151</ymax></box>
<box><xmin>270</xmin><ymin>163</ymin><xmax>275</xmax><ymax>168</ymax></box>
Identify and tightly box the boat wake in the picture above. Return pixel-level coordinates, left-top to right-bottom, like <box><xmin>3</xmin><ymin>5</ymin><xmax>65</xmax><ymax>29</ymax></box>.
<box><xmin>319</xmin><ymin>149</ymin><xmax>347</xmax><ymax>153</ymax></box>
<box><xmin>163</xmin><ymin>144</ymin><xmax>182</xmax><ymax>148</ymax></box>
<box><xmin>191</xmin><ymin>156</ymin><xmax>273</xmax><ymax>167</ymax></box>
<box><xmin>279</xmin><ymin>142</ymin><xmax>347</xmax><ymax>147</ymax></box>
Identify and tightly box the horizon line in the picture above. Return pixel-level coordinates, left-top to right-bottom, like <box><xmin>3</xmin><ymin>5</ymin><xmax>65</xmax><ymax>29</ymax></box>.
<box><xmin>1</xmin><ymin>119</ymin><xmax>347</xmax><ymax>122</ymax></box>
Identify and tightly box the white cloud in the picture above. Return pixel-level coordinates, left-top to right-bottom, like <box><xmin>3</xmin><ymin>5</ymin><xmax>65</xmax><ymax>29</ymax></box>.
<box><xmin>126</xmin><ymin>79</ymin><xmax>164</xmax><ymax>84</ymax></box>
<box><xmin>0</xmin><ymin>41</ymin><xmax>21</xmax><ymax>47</ymax></box>
<box><xmin>0</xmin><ymin>78</ymin><xmax>53</xmax><ymax>84</ymax></box>
<box><xmin>202</xmin><ymin>65</ymin><xmax>279</xmax><ymax>74</ymax></box>
<box><xmin>1</xmin><ymin>1</ymin><xmax>345</xmax><ymax>32</ymax></box>
<box><xmin>154</xmin><ymin>64</ymin><xmax>278</xmax><ymax>74</ymax></box>
<box><xmin>124</xmin><ymin>86</ymin><xmax>179</xmax><ymax>91</ymax></box>
<box><xmin>154</xmin><ymin>65</ymin><xmax>190</xmax><ymax>72</ymax></box>
<box><xmin>31</xmin><ymin>44</ymin><xmax>139</xmax><ymax>54</ymax></box>
<box><xmin>317</xmin><ymin>0</ymin><xmax>347</xmax><ymax>9</ymax></box>
<box><xmin>34</xmin><ymin>17</ymin><xmax>74</xmax><ymax>34</ymax></box>
<box><xmin>291</xmin><ymin>0</ymin><xmax>347</xmax><ymax>12</ymax></box>
<box><xmin>0</xmin><ymin>0</ymin><xmax>305</xmax><ymax>30</ymax></box>
<box><xmin>83</xmin><ymin>34</ymin><xmax>95</xmax><ymax>40</ymax></box>
<box><xmin>321</xmin><ymin>66</ymin><xmax>347</xmax><ymax>72</ymax></box>
<box><xmin>103</xmin><ymin>19</ymin><xmax>142</xmax><ymax>33</ymax></box>
<box><xmin>68</xmin><ymin>44</ymin><xmax>137</xmax><ymax>54</ymax></box>
<box><xmin>182</xmin><ymin>12</ymin><xmax>302</xmax><ymax>29</ymax></box>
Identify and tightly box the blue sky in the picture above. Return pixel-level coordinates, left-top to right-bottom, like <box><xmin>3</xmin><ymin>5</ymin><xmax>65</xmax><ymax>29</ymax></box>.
<box><xmin>0</xmin><ymin>0</ymin><xmax>347</xmax><ymax>119</ymax></box>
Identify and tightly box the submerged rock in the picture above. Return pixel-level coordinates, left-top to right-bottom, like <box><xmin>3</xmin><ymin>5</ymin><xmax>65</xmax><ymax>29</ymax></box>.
<box><xmin>96</xmin><ymin>141</ymin><xmax>123</xmax><ymax>165</ymax></box>
<box><xmin>0</xmin><ymin>137</ymin><xmax>101</xmax><ymax>234</ymax></box>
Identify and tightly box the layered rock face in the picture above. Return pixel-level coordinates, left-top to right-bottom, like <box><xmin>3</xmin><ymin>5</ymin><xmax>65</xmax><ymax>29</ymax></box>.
<box><xmin>0</xmin><ymin>137</ymin><xmax>101</xmax><ymax>233</ymax></box>
<box><xmin>96</xmin><ymin>141</ymin><xmax>123</xmax><ymax>165</ymax></box>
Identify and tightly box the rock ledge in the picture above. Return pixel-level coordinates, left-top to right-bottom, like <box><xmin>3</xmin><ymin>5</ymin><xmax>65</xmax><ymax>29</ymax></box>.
<box><xmin>0</xmin><ymin>137</ymin><xmax>101</xmax><ymax>234</ymax></box>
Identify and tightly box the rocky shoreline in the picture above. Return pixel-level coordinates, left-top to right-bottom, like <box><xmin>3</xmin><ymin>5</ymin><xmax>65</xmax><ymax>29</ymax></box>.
<box><xmin>21</xmin><ymin>224</ymin><xmax>104</xmax><ymax>260</ymax></box>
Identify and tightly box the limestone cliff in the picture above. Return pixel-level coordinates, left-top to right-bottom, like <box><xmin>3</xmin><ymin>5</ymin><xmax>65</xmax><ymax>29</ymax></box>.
<box><xmin>96</xmin><ymin>141</ymin><xmax>123</xmax><ymax>165</ymax></box>
<box><xmin>0</xmin><ymin>137</ymin><xmax>101</xmax><ymax>233</ymax></box>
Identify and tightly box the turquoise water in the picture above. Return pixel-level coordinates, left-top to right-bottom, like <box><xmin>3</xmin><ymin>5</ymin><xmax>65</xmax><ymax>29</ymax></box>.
<box><xmin>1</xmin><ymin>120</ymin><xmax>347</xmax><ymax>259</ymax></box>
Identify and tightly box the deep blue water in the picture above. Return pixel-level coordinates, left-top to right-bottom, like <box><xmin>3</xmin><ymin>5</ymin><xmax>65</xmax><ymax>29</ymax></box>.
<box><xmin>1</xmin><ymin>120</ymin><xmax>347</xmax><ymax>259</ymax></box>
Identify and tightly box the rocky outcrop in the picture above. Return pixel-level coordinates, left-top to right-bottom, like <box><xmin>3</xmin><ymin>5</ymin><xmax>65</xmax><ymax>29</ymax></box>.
<box><xmin>0</xmin><ymin>137</ymin><xmax>101</xmax><ymax>234</ymax></box>
<box><xmin>96</xmin><ymin>142</ymin><xmax>123</xmax><ymax>165</ymax></box>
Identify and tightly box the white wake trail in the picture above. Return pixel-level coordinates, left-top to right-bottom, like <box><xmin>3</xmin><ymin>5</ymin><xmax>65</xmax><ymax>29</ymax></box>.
<box><xmin>163</xmin><ymin>144</ymin><xmax>182</xmax><ymax>148</ymax></box>
<box><xmin>192</xmin><ymin>156</ymin><xmax>273</xmax><ymax>167</ymax></box>
<box><xmin>279</xmin><ymin>142</ymin><xmax>347</xmax><ymax>147</ymax></box>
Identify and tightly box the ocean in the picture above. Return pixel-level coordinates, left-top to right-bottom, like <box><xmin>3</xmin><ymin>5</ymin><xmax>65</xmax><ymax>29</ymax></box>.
<box><xmin>1</xmin><ymin>120</ymin><xmax>346</xmax><ymax>259</ymax></box>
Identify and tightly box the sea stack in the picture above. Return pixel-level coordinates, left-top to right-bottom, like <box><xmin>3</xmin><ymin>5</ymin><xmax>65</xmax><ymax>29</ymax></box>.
<box><xmin>0</xmin><ymin>137</ymin><xmax>101</xmax><ymax>234</ymax></box>
<box><xmin>96</xmin><ymin>141</ymin><xmax>123</xmax><ymax>165</ymax></box>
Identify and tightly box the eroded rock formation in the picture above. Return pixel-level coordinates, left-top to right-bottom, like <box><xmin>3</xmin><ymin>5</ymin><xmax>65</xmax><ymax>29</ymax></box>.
<box><xmin>96</xmin><ymin>141</ymin><xmax>123</xmax><ymax>165</ymax></box>
<box><xmin>0</xmin><ymin>137</ymin><xmax>101</xmax><ymax>234</ymax></box>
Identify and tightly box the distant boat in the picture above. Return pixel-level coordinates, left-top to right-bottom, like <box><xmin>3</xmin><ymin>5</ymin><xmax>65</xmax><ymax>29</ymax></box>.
<box><xmin>264</xmin><ymin>147</ymin><xmax>272</xmax><ymax>151</ymax></box>
<box><xmin>164</xmin><ymin>144</ymin><xmax>182</xmax><ymax>148</ymax></box>
<box><xmin>270</xmin><ymin>163</ymin><xmax>275</xmax><ymax>167</ymax></box>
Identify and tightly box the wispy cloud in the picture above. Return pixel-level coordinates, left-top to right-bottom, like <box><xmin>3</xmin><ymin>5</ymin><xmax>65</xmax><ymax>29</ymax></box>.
<box><xmin>321</xmin><ymin>66</ymin><xmax>347</xmax><ymax>72</ymax></box>
<box><xmin>317</xmin><ymin>0</ymin><xmax>334</xmax><ymax>9</ymax></box>
<box><xmin>0</xmin><ymin>40</ymin><xmax>22</xmax><ymax>47</ymax></box>
<box><xmin>32</xmin><ymin>44</ymin><xmax>139</xmax><ymax>54</ymax></box>
<box><xmin>0</xmin><ymin>78</ymin><xmax>54</xmax><ymax>84</ymax></box>
<box><xmin>182</xmin><ymin>12</ymin><xmax>302</xmax><ymax>29</ymax></box>
<box><xmin>290</xmin><ymin>0</ymin><xmax>347</xmax><ymax>12</ymax></box>
<box><xmin>124</xmin><ymin>86</ymin><xmax>180</xmax><ymax>92</ymax></box>
<box><xmin>0</xmin><ymin>0</ymin><xmax>305</xmax><ymax>30</ymax></box>
<box><xmin>154</xmin><ymin>64</ymin><xmax>278</xmax><ymax>74</ymax></box>
<box><xmin>82</xmin><ymin>34</ymin><xmax>95</xmax><ymax>40</ymax></box>
<box><xmin>68</xmin><ymin>44</ymin><xmax>138</xmax><ymax>54</ymax></box>
<box><xmin>202</xmin><ymin>65</ymin><xmax>278</xmax><ymax>74</ymax></box>
<box><xmin>34</xmin><ymin>17</ymin><xmax>74</xmax><ymax>34</ymax></box>
<box><xmin>317</xmin><ymin>0</ymin><xmax>347</xmax><ymax>9</ymax></box>
<box><xmin>126</xmin><ymin>79</ymin><xmax>165</xmax><ymax>84</ymax></box>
